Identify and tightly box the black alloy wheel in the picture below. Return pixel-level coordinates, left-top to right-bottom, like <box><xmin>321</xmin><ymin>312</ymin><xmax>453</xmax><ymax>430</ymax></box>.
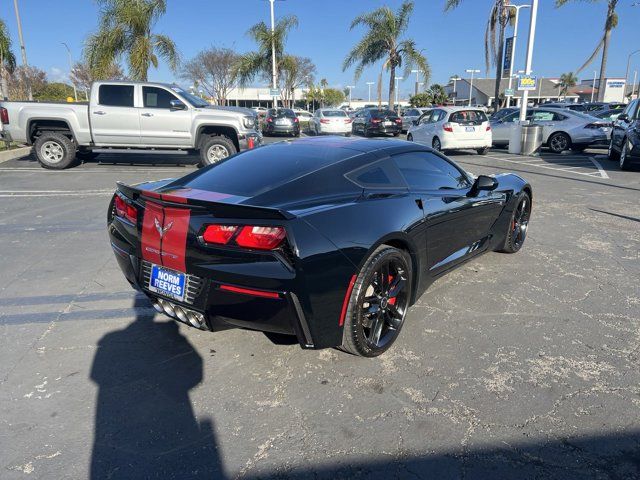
<box><xmin>341</xmin><ymin>246</ymin><xmax>412</xmax><ymax>357</ymax></box>
<box><xmin>500</xmin><ymin>192</ymin><xmax>531</xmax><ymax>253</ymax></box>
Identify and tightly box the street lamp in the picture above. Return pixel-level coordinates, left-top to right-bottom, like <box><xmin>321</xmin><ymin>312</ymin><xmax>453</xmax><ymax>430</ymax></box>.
<box><xmin>13</xmin><ymin>0</ymin><xmax>31</xmax><ymax>100</ymax></box>
<box><xmin>411</xmin><ymin>69</ymin><xmax>424</xmax><ymax>96</ymax></box>
<box><xmin>504</xmin><ymin>3</ymin><xmax>531</xmax><ymax>108</ymax></box>
<box><xmin>394</xmin><ymin>76</ymin><xmax>403</xmax><ymax>111</ymax></box>
<box><xmin>625</xmin><ymin>49</ymin><xmax>640</xmax><ymax>97</ymax></box>
<box><xmin>62</xmin><ymin>43</ymin><xmax>78</xmax><ymax>102</ymax></box>
<box><xmin>591</xmin><ymin>70</ymin><xmax>597</xmax><ymax>103</ymax></box>
<box><xmin>450</xmin><ymin>75</ymin><xmax>461</xmax><ymax>104</ymax></box>
<box><xmin>465</xmin><ymin>69</ymin><xmax>480</xmax><ymax>107</ymax></box>
<box><xmin>347</xmin><ymin>85</ymin><xmax>355</xmax><ymax>107</ymax></box>
<box><xmin>268</xmin><ymin>0</ymin><xmax>284</xmax><ymax>109</ymax></box>
<box><xmin>366</xmin><ymin>81</ymin><xmax>374</xmax><ymax>102</ymax></box>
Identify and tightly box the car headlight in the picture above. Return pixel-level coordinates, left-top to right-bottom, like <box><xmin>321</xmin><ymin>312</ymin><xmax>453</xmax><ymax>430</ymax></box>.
<box><xmin>243</xmin><ymin>116</ymin><xmax>256</xmax><ymax>129</ymax></box>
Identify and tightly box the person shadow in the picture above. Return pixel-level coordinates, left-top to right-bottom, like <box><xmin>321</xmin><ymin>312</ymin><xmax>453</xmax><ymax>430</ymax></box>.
<box><xmin>90</xmin><ymin>294</ymin><xmax>225</xmax><ymax>479</ymax></box>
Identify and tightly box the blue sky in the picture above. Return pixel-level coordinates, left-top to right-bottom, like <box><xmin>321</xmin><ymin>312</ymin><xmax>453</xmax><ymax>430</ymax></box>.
<box><xmin>1</xmin><ymin>0</ymin><xmax>639</xmax><ymax>99</ymax></box>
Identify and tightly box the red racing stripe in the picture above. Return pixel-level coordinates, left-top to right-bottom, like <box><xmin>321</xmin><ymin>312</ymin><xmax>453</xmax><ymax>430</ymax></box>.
<box><xmin>160</xmin><ymin>207</ymin><xmax>190</xmax><ymax>272</ymax></box>
<box><xmin>141</xmin><ymin>202</ymin><xmax>164</xmax><ymax>265</ymax></box>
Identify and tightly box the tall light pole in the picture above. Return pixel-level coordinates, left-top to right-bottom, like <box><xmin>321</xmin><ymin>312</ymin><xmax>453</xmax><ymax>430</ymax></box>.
<box><xmin>450</xmin><ymin>75</ymin><xmax>461</xmax><ymax>105</ymax></box>
<box><xmin>625</xmin><ymin>49</ymin><xmax>640</xmax><ymax>100</ymax></box>
<box><xmin>591</xmin><ymin>70</ymin><xmax>597</xmax><ymax>103</ymax></box>
<box><xmin>411</xmin><ymin>69</ymin><xmax>424</xmax><ymax>96</ymax></box>
<box><xmin>504</xmin><ymin>3</ymin><xmax>530</xmax><ymax>108</ymax></box>
<box><xmin>519</xmin><ymin>0</ymin><xmax>539</xmax><ymax>122</ymax></box>
<box><xmin>268</xmin><ymin>0</ymin><xmax>279</xmax><ymax>109</ymax></box>
<box><xmin>62</xmin><ymin>43</ymin><xmax>78</xmax><ymax>102</ymax></box>
<box><xmin>13</xmin><ymin>0</ymin><xmax>31</xmax><ymax>100</ymax></box>
<box><xmin>366</xmin><ymin>81</ymin><xmax>374</xmax><ymax>102</ymax></box>
<box><xmin>347</xmin><ymin>85</ymin><xmax>355</xmax><ymax>107</ymax></box>
<box><xmin>632</xmin><ymin>70</ymin><xmax>638</xmax><ymax>99</ymax></box>
<box><xmin>394</xmin><ymin>76</ymin><xmax>403</xmax><ymax>112</ymax></box>
<box><xmin>465</xmin><ymin>69</ymin><xmax>480</xmax><ymax>107</ymax></box>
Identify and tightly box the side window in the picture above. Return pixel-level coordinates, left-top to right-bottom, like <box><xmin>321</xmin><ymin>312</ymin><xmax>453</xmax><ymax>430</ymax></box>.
<box><xmin>504</xmin><ymin>112</ymin><xmax>519</xmax><ymax>123</ymax></box>
<box><xmin>419</xmin><ymin>111</ymin><xmax>433</xmax><ymax>124</ymax></box>
<box><xmin>632</xmin><ymin>101</ymin><xmax>640</xmax><ymax>120</ymax></box>
<box><xmin>532</xmin><ymin>111</ymin><xmax>554</xmax><ymax>122</ymax></box>
<box><xmin>98</xmin><ymin>84</ymin><xmax>134</xmax><ymax>107</ymax></box>
<box><xmin>623</xmin><ymin>101</ymin><xmax>636</xmax><ymax>118</ymax></box>
<box><xmin>393</xmin><ymin>151</ymin><xmax>471</xmax><ymax>191</ymax></box>
<box><xmin>345</xmin><ymin>158</ymin><xmax>407</xmax><ymax>189</ymax></box>
<box><xmin>552</xmin><ymin>112</ymin><xmax>568</xmax><ymax>121</ymax></box>
<box><xmin>142</xmin><ymin>86</ymin><xmax>180</xmax><ymax>109</ymax></box>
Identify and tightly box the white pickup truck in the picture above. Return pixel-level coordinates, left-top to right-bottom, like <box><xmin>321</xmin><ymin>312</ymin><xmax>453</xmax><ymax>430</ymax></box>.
<box><xmin>0</xmin><ymin>81</ymin><xmax>262</xmax><ymax>169</ymax></box>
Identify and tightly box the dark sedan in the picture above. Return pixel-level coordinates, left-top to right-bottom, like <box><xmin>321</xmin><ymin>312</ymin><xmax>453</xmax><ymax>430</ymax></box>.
<box><xmin>352</xmin><ymin>108</ymin><xmax>402</xmax><ymax>137</ymax></box>
<box><xmin>262</xmin><ymin>108</ymin><xmax>300</xmax><ymax>137</ymax></box>
<box><xmin>108</xmin><ymin>137</ymin><xmax>532</xmax><ymax>357</ymax></box>
<box><xmin>608</xmin><ymin>98</ymin><xmax>640</xmax><ymax>170</ymax></box>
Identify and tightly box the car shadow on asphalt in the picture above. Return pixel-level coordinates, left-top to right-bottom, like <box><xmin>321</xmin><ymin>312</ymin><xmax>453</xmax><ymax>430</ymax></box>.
<box><xmin>89</xmin><ymin>294</ymin><xmax>224</xmax><ymax>479</ymax></box>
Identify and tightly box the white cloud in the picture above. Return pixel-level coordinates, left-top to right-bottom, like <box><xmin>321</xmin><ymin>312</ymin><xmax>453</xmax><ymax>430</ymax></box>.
<box><xmin>49</xmin><ymin>67</ymin><xmax>68</xmax><ymax>82</ymax></box>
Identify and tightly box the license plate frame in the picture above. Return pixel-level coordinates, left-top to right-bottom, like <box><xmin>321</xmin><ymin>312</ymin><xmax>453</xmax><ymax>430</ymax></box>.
<box><xmin>148</xmin><ymin>264</ymin><xmax>186</xmax><ymax>302</ymax></box>
<box><xmin>383</xmin><ymin>121</ymin><xmax>393</xmax><ymax>126</ymax></box>
<box><xmin>465</xmin><ymin>126</ymin><xmax>475</xmax><ymax>132</ymax></box>
<box><xmin>276</xmin><ymin>119</ymin><xmax>289</xmax><ymax>126</ymax></box>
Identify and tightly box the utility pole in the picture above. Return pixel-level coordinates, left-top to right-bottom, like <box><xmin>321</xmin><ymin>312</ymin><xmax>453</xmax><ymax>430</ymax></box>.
<box><xmin>366</xmin><ymin>81</ymin><xmax>374</xmax><ymax>102</ymax></box>
<box><xmin>394</xmin><ymin>76</ymin><xmax>403</xmax><ymax>113</ymax></box>
<box><xmin>625</xmin><ymin>49</ymin><xmax>640</xmax><ymax>99</ymax></box>
<box><xmin>347</xmin><ymin>85</ymin><xmax>355</xmax><ymax>107</ymax></box>
<box><xmin>591</xmin><ymin>70</ymin><xmax>597</xmax><ymax>103</ymax></box>
<box><xmin>62</xmin><ymin>43</ymin><xmax>78</xmax><ymax>102</ymax></box>
<box><xmin>411</xmin><ymin>69</ymin><xmax>424</xmax><ymax>96</ymax></box>
<box><xmin>269</xmin><ymin>0</ymin><xmax>278</xmax><ymax>109</ymax></box>
<box><xmin>450</xmin><ymin>75</ymin><xmax>461</xmax><ymax>105</ymax></box>
<box><xmin>504</xmin><ymin>4</ymin><xmax>530</xmax><ymax>108</ymax></box>
<box><xmin>465</xmin><ymin>69</ymin><xmax>480</xmax><ymax>107</ymax></box>
<box><xmin>518</xmin><ymin>0</ymin><xmax>538</xmax><ymax>122</ymax></box>
<box><xmin>13</xmin><ymin>0</ymin><xmax>32</xmax><ymax>100</ymax></box>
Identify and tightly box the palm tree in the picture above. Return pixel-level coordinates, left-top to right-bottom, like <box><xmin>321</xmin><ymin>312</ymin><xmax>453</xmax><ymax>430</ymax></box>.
<box><xmin>428</xmin><ymin>84</ymin><xmax>448</xmax><ymax>105</ymax></box>
<box><xmin>85</xmin><ymin>0</ymin><xmax>178</xmax><ymax>81</ymax></box>
<box><xmin>556</xmin><ymin>0</ymin><xmax>618</xmax><ymax>102</ymax></box>
<box><xmin>445</xmin><ymin>0</ymin><xmax>514</xmax><ymax>110</ymax></box>
<box><xmin>557</xmin><ymin>72</ymin><xmax>578</xmax><ymax>98</ymax></box>
<box><xmin>234</xmin><ymin>15</ymin><xmax>298</xmax><ymax>102</ymax></box>
<box><xmin>343</xmin><ymin>1</ymin><xmax>429</xmax><ymax>110</ymax></box>
<box><xmin>0</xmin><ymin>19</ymin><xmax>16</xmax><ymax>100</ymax></box>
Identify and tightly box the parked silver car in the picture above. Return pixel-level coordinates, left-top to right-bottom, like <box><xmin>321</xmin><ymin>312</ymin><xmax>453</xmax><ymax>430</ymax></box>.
<box><xmin>490</xmin><ymin>108</ymin><xmax>611</xmax><ymax>153</ymax></box>
<box><xmin>401</xmin><ymin>107</ymin><xmax>431</xmax><ymax>132</ymax></box>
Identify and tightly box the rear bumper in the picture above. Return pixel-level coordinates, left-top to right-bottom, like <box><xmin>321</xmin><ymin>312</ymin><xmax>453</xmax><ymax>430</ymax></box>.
<box><xmin>263</xmin><ymin>124</ymin><xmax>300</xmax><ymax>135</ymax></box>
<box><xmin>441</xmin><ymin>136</ymin><xmax>492</xmax><ymax>150</ymax></box>
<box><xmin>369</xmin><ymin>124</ymin><xmax>401</xmax><ymax>134</ymax></box>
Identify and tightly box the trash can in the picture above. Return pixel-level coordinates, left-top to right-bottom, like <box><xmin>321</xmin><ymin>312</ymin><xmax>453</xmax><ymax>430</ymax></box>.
<box><xmin>521</xmin><ymin>124</ymin><xmax>543</xmax><ymax>155</ymax></box>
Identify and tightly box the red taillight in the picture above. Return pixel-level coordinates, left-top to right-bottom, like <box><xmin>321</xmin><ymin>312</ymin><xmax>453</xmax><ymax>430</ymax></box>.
<box><xmin>394</xmin><ymin>118</ymin><xmax>402</xmax><ymax>124</ymax></box>
<box><xmin>0</xmin><ymin>107</ymin><xmax>8</xmax><ymax>125</ymax></box>
<box><xmin>235</xmin><ymin>226</ymin><xmax>286</xmax><ymax>250</ymax></box>
<box><xmin>320</xmin><ymin>119</ymin><xmax>330</xmax><ymax>124</ymax></box>
<box><xmin>114</xmin><ymin>194</ymin><xmax>137</xmax><ymax>223</ymax></box>
<box><xmin>267</xmin><ymin>117</ymin><xmax>273</xmax><ymax>123</ymax></box>
<box><xmin>443</xmin><ymin>122</ymin><xmax>453</xmax><ymax>132</ymax></box>
<box><xmin>219</xmin><ymin>284</ymin><xmax>280</xmax><ymax>299</ymax></box>
<box><xmin>345</xmin><ymin>118</ymin><xmax>352</xmax><ymax>124</ymax></box>
<box><xmin>486</xmin><ymin>125</ymin><xmax>491</xmax><ymax>131</ymax></box>
<box><xmin>293</xmin><ymin>117</ymin><xmax>299</xmax><ymax>123</ymax></box>
<box><xmin>202</xmin><ymin>224</ymin><xmax>238</xmax><ymax>244</ymax></box>
<box><xmin>371</xmin><ymin>118</ymin><xmax>382</xmax><ymax>124</ymax></box>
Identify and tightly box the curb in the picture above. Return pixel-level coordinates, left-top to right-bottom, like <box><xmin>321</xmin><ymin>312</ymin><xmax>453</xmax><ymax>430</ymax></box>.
<box><xmin>0</xmin><ymin>146</ymin><xmax>32</xmax><ymax>164</ymax></box>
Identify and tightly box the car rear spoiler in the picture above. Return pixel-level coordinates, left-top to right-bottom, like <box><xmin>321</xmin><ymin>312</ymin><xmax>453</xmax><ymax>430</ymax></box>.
<box><xmin>116</xmin><ymin>182</ymin><xmax>294</xmax><ymax>220</ymax></box>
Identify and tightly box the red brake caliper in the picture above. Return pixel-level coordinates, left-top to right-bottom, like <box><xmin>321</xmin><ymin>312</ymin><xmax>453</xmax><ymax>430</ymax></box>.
<box><xmin>388</xmin><ymin>274</ymin><xmax>397</xmax><ymax>305</ymax></box>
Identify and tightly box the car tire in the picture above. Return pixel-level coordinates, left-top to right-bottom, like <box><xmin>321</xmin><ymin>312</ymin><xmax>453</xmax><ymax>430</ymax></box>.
<box><xmin>477</xmin><ymin>147</ymin><xmax>489</xmax><ymax>155</ymax></box>
<box><xmin>34</xmin><ymin>131</ymin><xmax>77</xmax><ymax>170</ymax></box>
<box><xmin>199</xmin><ymin>135</ymin><xmax>236</xmax><ymax>167</ymax></box>
<box><xmin>364</xmin><ymin>128</ymin><xmax>373</xmax><ymax>138</ymax></box>
<box><xmin>407</xmin><ymin>134</ymin><xmax>413</xmax><ymax>142</ymax></box>
<box><xmin>432</xmin><ymin>136</ymin><xmax>442</xmax><ymax>152</ymax></box>
<box><xmin>619</xmin><ymin>139</ymin><xmax>632</xmax><ymax>171</ymax></box>
<box><xmin>344</xmin><ymin>133</ymin><xmax>351</xmax><ymax>137</ymax></box>
<box><xmin>608</xmin><ymin>138</ymin><xmax>620</xmax><ymax>161</ymax></box>
<box><xmin>341</xmin><ymin>245</ymin><xmax>413</xmax><ymax>357</ymax></box>
<box><xmin>548</xmin><ymin>132</ymin><xmax>571</xmax><ymax>154</ymax></box>
<box><xmin>499</xmin><ymin>192</ymin><xmax>531</xmax><ymax>254</ymax></box>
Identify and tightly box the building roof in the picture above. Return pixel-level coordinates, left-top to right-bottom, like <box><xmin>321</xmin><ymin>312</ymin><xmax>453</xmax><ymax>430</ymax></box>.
<box><xmin>449</xmin><ymin>77</ymin><xmax>578</xmax><ymax>99</ymax></box>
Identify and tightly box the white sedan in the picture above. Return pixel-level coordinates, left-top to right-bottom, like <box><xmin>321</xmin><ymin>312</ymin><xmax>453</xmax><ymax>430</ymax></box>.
<box><xmin>407</xmin><ymin>107</ymin><xmax>492</xmax><ymax>155</ymax></box>
<box><xmin>309</xmin><ymin>109</ymin><xmax>353</xmax><ymax>136</ymax></box>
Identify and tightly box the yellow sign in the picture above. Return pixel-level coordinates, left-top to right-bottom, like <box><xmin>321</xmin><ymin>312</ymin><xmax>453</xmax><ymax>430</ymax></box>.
<box><xmin>66</xmin><ymin>96</ymin><xmax>74</xmax><ymax>103</ymax></box>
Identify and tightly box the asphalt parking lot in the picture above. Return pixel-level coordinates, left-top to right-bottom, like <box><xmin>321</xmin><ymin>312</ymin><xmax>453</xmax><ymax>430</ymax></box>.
<box><xmin>1</xmin><ymin>137</ymin><xmax>639</xmax><ymax>479</ymax></box>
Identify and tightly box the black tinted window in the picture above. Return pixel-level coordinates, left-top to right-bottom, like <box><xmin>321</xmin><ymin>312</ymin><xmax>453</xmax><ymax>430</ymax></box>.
<box><xmin>449</xmin><ymin>110</ymin><xmax>488</xmax><ymax>124</ymax></box>
<box><xmin>268</xmin><ymin>109</ymin><xmax>295</xmax><ymax>118</ymax></box>
<box><xmin>98</xmin><ymin>84</ymin><xmax>134</xmax><ymax>107</ymax></box>
<box><xmin>346</xmin><ymin>159</ymin><xmax>407</xmax><ymax>189</ymax></box>
<box><xmin>369</xmin><ymin>109</ymin><xmax>396</xmax><ymax>117</ymax></box>
<box><xmin>143</xmin><ymin>86</ymin><xmax>179</xmax><ymax>108</ymax></box>
<box><xmin>393</xmin><ymin>152</ymin><xmax>470</xmax><ymax>190</ymax></box>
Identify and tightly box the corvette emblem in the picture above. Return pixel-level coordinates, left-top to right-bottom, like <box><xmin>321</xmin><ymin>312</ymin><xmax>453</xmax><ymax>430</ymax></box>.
<box><xmin>154</xmin><ymin>217</ymin><xmax>174</xmax><ymax>238</ymax></box>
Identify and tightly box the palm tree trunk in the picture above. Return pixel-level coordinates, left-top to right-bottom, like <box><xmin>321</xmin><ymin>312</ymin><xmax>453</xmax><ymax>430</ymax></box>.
<box><xmin>389</xmin><ymin>66</ymin><xmax>396</xmax><ymax>111</ymax></box>
<box><xmin>494</xmin><ymin>17</ymin><xmax>506</xmax><ymax>111</ymax></box>
<box><xmin>377</xmin><ymin>68</ymin><xmax>383</xmax><ymax>107</ymax></box>
<box><xmin>597</xmin><ymin>10</ymin><xmax>613</xmax><ymax>102</ymax></box>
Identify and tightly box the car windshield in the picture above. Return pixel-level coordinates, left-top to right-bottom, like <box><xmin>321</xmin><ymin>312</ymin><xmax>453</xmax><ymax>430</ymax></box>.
<box><xmin>323</xmin><ymin>110</ymin><xmax>348</xmax><ymax>117</ymax></box>
<box><xmin>449</xmin><ymin>110</ymin><xmax>488</xmax><ymax>123</ymax></box>
<box><xmin>169</xmin><ymin>85</ymin><xmax>210</xmax><ymax>108</ymax></box>
<box><xmin>268</xmin><ymin>109</ymin><xmax>296</xmax><ymax>118</ymax></box>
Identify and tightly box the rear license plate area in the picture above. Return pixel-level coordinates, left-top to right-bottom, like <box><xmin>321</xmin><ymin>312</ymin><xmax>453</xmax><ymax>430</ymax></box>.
<box><xmin>148</xmin><ymin>264</ymin><xmax>186</xmax><ymax>302</ymax></box>
<box><xmin>465</xmin><ymin>126</ymin><xmax>475</xmax><ymax>132</ymax></box>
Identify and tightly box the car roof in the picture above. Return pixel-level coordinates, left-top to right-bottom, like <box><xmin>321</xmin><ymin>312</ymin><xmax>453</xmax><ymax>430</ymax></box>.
<box><xmin>433</xmin><ymin>106</ymin><xmax>487</xmax><ymax>113</ymax></box>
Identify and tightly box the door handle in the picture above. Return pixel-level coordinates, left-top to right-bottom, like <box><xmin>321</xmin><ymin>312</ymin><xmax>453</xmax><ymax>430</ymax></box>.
<box><xmin>93</xmin><ymin>111</ymin><xmax>106</xmax><ymax>115</ymax></box>
<box><xmin>141</xmin><ymin>113</ymin><xmax>153</xmax><ymax>117</ymax></box>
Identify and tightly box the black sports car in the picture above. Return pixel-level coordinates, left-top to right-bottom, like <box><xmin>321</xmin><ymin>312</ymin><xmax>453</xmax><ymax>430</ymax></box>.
<box><xmin>108</xmin><ymin>136</ymin><xmax>532</xmax><ymax>357</ymax></box>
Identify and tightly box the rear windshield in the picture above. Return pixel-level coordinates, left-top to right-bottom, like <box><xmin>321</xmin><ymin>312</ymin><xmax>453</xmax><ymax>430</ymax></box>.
<box><xmin>174</xmin><ymin>143</ymin><xmax>354</xmax><ymax>197</ymax></box>
<box><xmin>268</xmin><ymin>109</ymin><xmax>296</xmax><ymax>118</ymax></box>
<box><xmin>323</xmin><ymin>110</ymin><xmax>348</xmax><ymax>117</ymax></box>
<box><xmin>369</xmin><ymin>109</ymin><xmax>396</xmax><ymax>117</ymax></box>
<box><xmin>449</xmin><ymin>110</ymin><xmax>488</xmax><ymax>124</ymax></box>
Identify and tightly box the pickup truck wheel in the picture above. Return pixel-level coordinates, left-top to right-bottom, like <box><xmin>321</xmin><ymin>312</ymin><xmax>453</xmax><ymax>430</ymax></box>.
<box><xmin>35</xmin><ymin>132</ymin><xmax>77</xmax><ymax>170</ymax></box>
<box><xmin>199</xmin><ymin>135</ymin><xmax>236</xmax><ymax>167</ymax></box>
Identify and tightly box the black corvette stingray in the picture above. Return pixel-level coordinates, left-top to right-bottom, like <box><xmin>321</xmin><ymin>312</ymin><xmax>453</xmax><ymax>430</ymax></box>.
<box><xmin>108</xmin><ymin>136</ymin><xmax>532</xmax><ymax>357</ymax></box>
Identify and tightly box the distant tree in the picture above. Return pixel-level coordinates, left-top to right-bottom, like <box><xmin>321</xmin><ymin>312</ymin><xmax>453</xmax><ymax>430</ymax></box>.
<box><xmin>409</xmin><ymin>92</ymin><xmax>433</xmax><ymax>107</ymax></box>
<box><xmin>34</xmin><ymin>82</ymin><xmax>75</xmax><ymax>102</ymax></box>
<box><xmin>343</xmin><ymin>1</ymin><xmax>429</xmax><ymax>110</ymax></box>
<box><xmin>556</xmin><ymin>0</ymin><xmax>618</xmax><ymax>102</ymax></box>
<box><xmin>0</xmin><ymin>19</ymin><xmax>16</xmax><ymax>100</ymax></box>
<box><xmin>7</xmin><ymin>66</ymin><xmax>46</xmax><ymax>100</ymax></box>
<box><xmin>322</xmin><ymin>88</ymin><xmax>345</xmax><ymax>107</ymax></box>
<box><xmin>85</xmin><ymin>0</ymin><xmax>179</xmax><ymax>81</ymax></box>
<box><xmin>558</xmin><ymin>72</ymin><xmax>578</xmax><ymax>98</ymax></box>
<box><xmin>278</xmin><ymin>56</ymin><xmax>315</xmax><ymax>108</ymax></box>
<box><xmin>428</xmin><ymin>84</ymin><xmax>448</xmax><ymax>104</ymax></box>
<box><xmin>181</xmin><ymin>47</ymin><xmax>240</xmax><ymax>106</ymax></box>
<box><xmin>70</xmin><ymin>60</ymin><xmax>125</xmax><ymax>100</ymax></box>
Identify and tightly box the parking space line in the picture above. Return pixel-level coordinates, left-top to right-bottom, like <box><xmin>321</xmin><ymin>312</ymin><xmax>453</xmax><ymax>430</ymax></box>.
<box><xmin>484</xmin><ymin>154</ymin><xmax>609</xmax><ymax>179</ymax></box>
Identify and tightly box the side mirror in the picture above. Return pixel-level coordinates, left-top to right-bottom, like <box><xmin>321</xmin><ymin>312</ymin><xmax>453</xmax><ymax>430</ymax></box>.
<box><xmin>469</xmin><ymin>175</ymin><xmax>498</xmax><ymax>196</ymax></box>
<box><xmin>618</xmin><ymin>113</ymin><xmax>629</xmax><ymax>122</ymax></box>
<box><xmin>170</xmin><ymin>99</ymin><xmax>187</xmax><ymax>111</ymax></box>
